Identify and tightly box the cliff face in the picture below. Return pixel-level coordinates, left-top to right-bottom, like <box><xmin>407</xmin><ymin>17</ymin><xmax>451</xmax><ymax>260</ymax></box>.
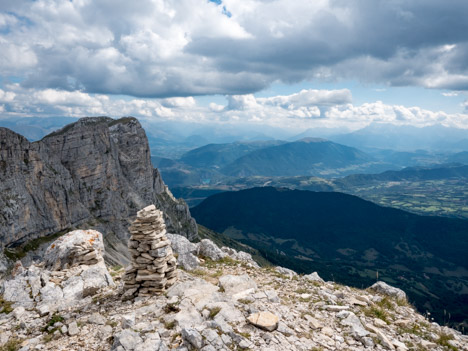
<box><xmin>0</xmin><ymin>117</ymin><xmax>197</xmax><ymax>263</ymax></box>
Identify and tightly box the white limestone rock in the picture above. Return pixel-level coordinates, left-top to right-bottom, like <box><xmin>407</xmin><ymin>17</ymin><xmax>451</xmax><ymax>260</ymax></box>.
<box><xmin>370</xmin><ymin>281</ymin><xmax>407</xmax><ymax>300</ymax></box>
<box><xmin>198</xmin><ymin>239</ymin><xmax>227</xmax><ymax>261</ymax></box>
<box><xmin>218</xmin><ymin>274</ymin><xmax>257</xmax><ymax>296</ymax></box>
<box><xmin>44</xmin><ymin>229</ymin><xmax>104</xmax><ymax>271</ymax></box>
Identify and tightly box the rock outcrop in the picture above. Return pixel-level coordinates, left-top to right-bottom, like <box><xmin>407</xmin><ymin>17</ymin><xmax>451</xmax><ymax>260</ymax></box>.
<box><xmin>0</xmin><ymin>117</ymin><xmax>197</xmax><ymax>264</ymax></box>
<box><xmin>1</xmin><ymin>229</ymin><xmax>114</xmax><ymax>315</ymax></box>
<box><xmin>1</xmin><ymin>235</ymin><xmax>467</xmax><ymax>351</ymax></box>
<box><xmin>122</xmin><ymin>205</ymin><xmax>177</xmax><ymax>299</ymax></box>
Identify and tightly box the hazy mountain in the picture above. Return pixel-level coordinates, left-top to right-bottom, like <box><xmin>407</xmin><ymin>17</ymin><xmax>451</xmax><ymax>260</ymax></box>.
<box><xmin>336</xmin><ymin>164</ymin><xmax>468</xmax><ymax>187</ymax></box>
<box><xmin>191</xmin><ymin>186</ymin><xmax>468</xmax><ymax>327</ymax></box>
<box><xmin>0</xmin><ymin>117</ymin><xmax>78</xmax><ymax>141</ymax></box>
<box><xmin>448</xmin><ymin>151</ymin><xmax>468</xmax><ymax>165</ymax></box>
<box><xmin>221</xmin><ymin>138</ymin><xmax>374</xmax><ymax>177</ymax></box>
<box><xmin>330</xmin><ymin>123</ymin><xmax>468</xmax><ymax>151</ymax></box>
<box><xmin>179</xmin><ymin>140</ymin><xmax>287</xmax><ymax>169</ymax></box>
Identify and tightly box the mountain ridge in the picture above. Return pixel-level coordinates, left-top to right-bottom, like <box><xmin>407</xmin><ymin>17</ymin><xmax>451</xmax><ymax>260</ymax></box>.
<box><xmin>0</xmin><ymin>117</ymin><xmax>197</xmax><ymax>264</ymax></box>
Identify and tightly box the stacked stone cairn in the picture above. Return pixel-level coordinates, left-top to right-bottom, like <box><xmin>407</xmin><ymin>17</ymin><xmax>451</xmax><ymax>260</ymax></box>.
<box><xmin>122</xmin><ymin>205</ymin><xmax>178</xmax><ymax>299</ymax></box>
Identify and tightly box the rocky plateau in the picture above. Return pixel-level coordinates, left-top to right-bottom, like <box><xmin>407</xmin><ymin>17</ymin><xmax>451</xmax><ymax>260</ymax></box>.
<box><xmin>1</xmin><ymin>226</ymin><xmax>466</xmax><ymax>351</ymax></box>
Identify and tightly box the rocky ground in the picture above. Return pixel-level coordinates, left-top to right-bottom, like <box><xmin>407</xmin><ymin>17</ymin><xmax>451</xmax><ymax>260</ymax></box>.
<box><xmin>1</xmin><ymin>230</ymin><xmax>467</xmax><ymax>351</ymax></box>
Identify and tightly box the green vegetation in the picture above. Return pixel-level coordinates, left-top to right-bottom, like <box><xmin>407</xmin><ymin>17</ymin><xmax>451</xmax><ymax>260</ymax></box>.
<box><xmin>436</xmin><ymin>333</ymin><xmax>458</xmax><ymax>351</ymax></box>
<box><xmin>364</xmin><ymin>306</ymin><xmax>390</xmax><ymax>324</ymax></box>
<box><xmin>0</xmin><ymin>295</ymin><xmax>13</xmax><ymax>314</ymax></box>
<box><xmin>198</xmin><ymin>225</ymin><xmax>271</xmax><ymax>267</ymax></box>
<box><xmin>4</xmin><ymin>228</ymin><xmax>71</xmax><ymax>261</ymax></box>
<box><xmin>191</xmin><ymin>186</ymin><xmax>468</xmax><ymax>329</ymax></box>
<box><xmin>107</xmin><ymin>117</ymin><xmax>137</xmax><ymax>127</ymax></box>
<box><xmin>0</xmin><ymin>337</ymin><xmax>23</xmax><ymax>351</ymax></box>
<box><xmin>208</xmin><ymin>306</ymin><xmax>221</xmax><ymax>319</ymax></box>
<box><xmin>42</xmin><ymin>313</ymin><xmax>64</xmax><ymax>334</ymax></box>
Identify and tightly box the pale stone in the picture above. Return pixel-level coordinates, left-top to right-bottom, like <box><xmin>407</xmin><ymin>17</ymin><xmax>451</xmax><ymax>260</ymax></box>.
<box><xmin>247</xmin><ymin>311</ymin><xmax>279</xmax><ymax>331</ymax></box>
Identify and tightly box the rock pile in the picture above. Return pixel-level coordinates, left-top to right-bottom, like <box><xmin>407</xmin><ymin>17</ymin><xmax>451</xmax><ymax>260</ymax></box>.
<box><xmin>122</xmin><ymin>205</ymin><xmax>178</xmax><ymax>299</ymax></box>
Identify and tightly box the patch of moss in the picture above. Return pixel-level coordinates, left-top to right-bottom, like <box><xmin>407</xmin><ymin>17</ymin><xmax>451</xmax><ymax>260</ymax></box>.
<box><xmin>0</xmin><ymin>295</ymin><xmax>13</xmax><ymax>314</ymax></box>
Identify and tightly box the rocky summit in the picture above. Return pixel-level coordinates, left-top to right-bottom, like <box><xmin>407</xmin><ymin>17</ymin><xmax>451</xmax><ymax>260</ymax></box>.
<box><xmin>1</xmin><ymin>229</ymin><xmax>467</xmax><ymax>351</ymax></box>
<box><xmin>0</xmin><ymin>117</ymin><xmax>197</xmax><ymax>264</ymax></box>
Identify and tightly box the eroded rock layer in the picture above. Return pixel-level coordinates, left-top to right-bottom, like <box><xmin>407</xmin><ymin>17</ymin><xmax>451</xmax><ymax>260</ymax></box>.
<box><xmin>0</xmin><ymin>117</ymin><xmax>197</xmax><ymax>264</ymax></box>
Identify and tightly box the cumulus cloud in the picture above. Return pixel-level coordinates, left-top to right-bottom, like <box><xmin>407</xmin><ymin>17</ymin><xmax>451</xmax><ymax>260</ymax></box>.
<box><xmin>1</xmin><ymin>0</ymin><xmax>468</xmax><ymax>98</ymax></box>
<box><xmin>0</xmin><ymin>85</ymin><xmax>466</xmax><ymax>130</ymax></box>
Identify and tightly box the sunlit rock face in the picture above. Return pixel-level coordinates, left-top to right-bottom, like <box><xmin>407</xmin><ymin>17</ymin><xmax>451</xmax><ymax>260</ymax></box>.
<box><xmin>0</xmin><ymin>117</ymin><xmax>197</xmax><ymax>264</ymax></box>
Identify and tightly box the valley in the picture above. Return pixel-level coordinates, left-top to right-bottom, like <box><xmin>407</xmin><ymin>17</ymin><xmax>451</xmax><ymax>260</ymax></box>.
<box><xmin>190</xmin><ymin>187</ymin><xmax>468</xmax><ymax>330</ymax></box>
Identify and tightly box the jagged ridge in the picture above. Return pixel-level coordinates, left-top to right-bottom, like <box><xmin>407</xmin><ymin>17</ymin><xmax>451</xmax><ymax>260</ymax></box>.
<box><xmin>0</xmin><ymin>117</ymin><xmax>197</xmax><ymax>264</ymax></box>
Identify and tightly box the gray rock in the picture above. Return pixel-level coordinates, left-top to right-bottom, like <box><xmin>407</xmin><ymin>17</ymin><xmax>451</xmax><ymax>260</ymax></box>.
<box><xmin>122</xmin><ymin>314</ymin><xmax>135</xmax><ymax>329</ymax></box>
<box><xmin>112</xmin><ymin>329</ymin><xmax>143</xmax><ymax>351</ymax></box>
<box><xmin>134</xmin><ymin>332</ymin><xmax>161</xmax><ymax>351</ymax></box>
<box><xmin>198</xmin><ymin>239</ymin><xmax>227</xmax><ymax>261</ymax></box>
<box><xmin>0</xmin><ymin>118</ymin><xmax>197</xmax><ymax>266</ymax></box>
<box><xmin>275</xmin><ymin>266</ymin><xmax>298</xmax><ymax>278</ymax></box>
<box><xmin>177</xmin><ymin>252</ymin><xmax>200</xmax><ymax>271</ymax></box>
<box><xmin>166</xmin><ymin>234</ymin><xmax>198</xmax><ymax>255</ymax></box>
<box><xmin>37</xmin><ymin>304</ymin><xmax>50</xmax><ymax>317</ymax></box>
<box><xmin>218</xmin><ymin>274</ymin><xmax>257</xmax><ymax>296</ymax></box>
<box><xmin>62</xmin><ymin>275</ymin><xmax>84</xmax><ymax>300</ymax></box>
<box><xmin>304</xmin><ymin>272</ymin><xmax>324</xmax><ymax>283</ymax></box>
<box><xmin>68</xmin><ymin>321</ymin><xmax>79</xmax><ymax>336</ymax></box>
<box><xmin>370</xmin><ymin>281</ymin><xmax>407</xmax><ymax>300</ymax></box>
<box><xmin>81</xmin><ymin>262</ymin><xmax>114</xmax><ymax>297</ymax></box>
<box><xmin>2</xmin><ymin>274</ymin><xmax>33</xmax><ymax>305</ymax></box>
<box><xmin>88</xmin><ymin>312</ymin><xmax>107</xmax><ymax>325</ymax></box>
<box><xmin>13</xmin><ymin>306</ymin><xmax>26</xmax><ymax>319</ymax></box>
<box><xmin>40</xmin><ymin>282</ymin><xmax>64</xmax><ymax>302</ymax></box>
<box><xmin>181</xmin><ymin>328</ymin><xmax>203</xmax><ymax>349</ymax></box>
<box><xmin>277</xmin><ymin>321</ymin><xmax>294</xmax><ymax>336</ymax></box>
<box><xmin>339</xmin><ymin>312</ymin><xmax>369</xmax><ymax>339</ymax></box>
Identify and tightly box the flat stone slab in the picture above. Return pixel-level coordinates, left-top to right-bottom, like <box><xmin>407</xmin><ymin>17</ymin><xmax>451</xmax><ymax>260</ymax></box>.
<box><xmin>247</xmin><ymin>311</ymin><xmax>279</xmax><ymax>331</ymax></box>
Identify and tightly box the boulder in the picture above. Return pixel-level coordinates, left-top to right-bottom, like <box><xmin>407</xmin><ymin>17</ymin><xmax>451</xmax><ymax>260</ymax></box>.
<box><xmin>247</xmin><ymin>311</ymin><xmax>279</xmax><ymax>331</ymax></box>
<box><xmin>370</xmin><ymin>281</ymin><xmax>407</xmax><ymax>300</ymax></box>
<box><xmin>198</xmin><ymin>239</ymin><xmax>227</xmax><ymax>261</ymax></box>
<box><xmin>339</xmin><ymin>312</ymin><xmax>369</xmax><ymax>339</ymax></box>
<box><xmin>275</xmin><ymin>266</ymin><xmax>298</xmax><ymax>278</ymax></box>
<box><xmin>112</xmin><ymin>329</ymin><xmax>143</xmax><ymax>350</ymax></box>
<box><xmin>218</xmin><ymin>274</ymin><xmax>257</xmax><ymax>296</ymax></box>
<box><xmin>81</xmin><ymin>262</ymin><xmax>114</xmax><ymax>297</ymax></box>
<box><xmin>304</xmin><ymin>272</ymin><xmax>324</xmax><ymax>283</ymax></box>
<box><xmin>182</xmin><ymin>328</ymin><xmax>204</xmax><ymax>349</ymax></box>
<box><xmin>44</xmin><ymin>229</ymin><xmax>105</xmax><ymax>271</ymax></box>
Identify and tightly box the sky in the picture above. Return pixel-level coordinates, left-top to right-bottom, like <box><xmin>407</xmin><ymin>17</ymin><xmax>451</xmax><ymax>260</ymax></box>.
<box><xmin>1</xmin><ymin>0</ymin><xmax>468</xmax><ymax>132</ymax></box>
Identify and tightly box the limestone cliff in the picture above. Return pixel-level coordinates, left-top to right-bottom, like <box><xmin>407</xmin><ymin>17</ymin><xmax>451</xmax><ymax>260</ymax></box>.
<box><xmin>0</xmin><ymin>117</ymin><xmax>197</xmax><ymax>263</ymax></box>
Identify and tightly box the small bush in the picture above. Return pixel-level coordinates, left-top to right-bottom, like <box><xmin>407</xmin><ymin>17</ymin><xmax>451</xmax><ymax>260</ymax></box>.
<box><xmin>436</xmin><ymin>333</ymin><xmax>458</xmax><ymax>351</ymax></box>
<box><xmin>0</xmin><ymin>337</ymin><xmax>23</xmax><ymax>351</ymax></box>
<box><xmin>0</xmin><ymin>295</ymin><xmax>13</xmax><ymax>314</ymax></box>
<box><xmin>208</xmin><ymin>306</ymin><xmax>221</xmax><ymax>319</ymax></box>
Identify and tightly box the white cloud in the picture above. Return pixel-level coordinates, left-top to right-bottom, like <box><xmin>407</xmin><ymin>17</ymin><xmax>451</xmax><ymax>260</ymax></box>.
<box><xmin>2</xmin><ymin>85</ymin><xmax>466</xmax><ymax>131</ymax></box>
<box><xmin>1</xmin><ymin>0</ymin><xmax>468</xmax><ymax>98</ymax></box>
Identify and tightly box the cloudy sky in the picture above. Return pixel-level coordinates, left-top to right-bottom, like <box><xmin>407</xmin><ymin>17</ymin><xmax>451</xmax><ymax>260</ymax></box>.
<box><xmin>1</xmin><ymin>0</ymin><xmax>468</xmax><ymax>131</ymax></box>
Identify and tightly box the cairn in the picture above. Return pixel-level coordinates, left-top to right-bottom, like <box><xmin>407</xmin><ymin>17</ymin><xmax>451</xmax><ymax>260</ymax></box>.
<box><xmin>122</xmin><ymin>205</ymin><xmax>178</xmax><ymax>299</ymax></box>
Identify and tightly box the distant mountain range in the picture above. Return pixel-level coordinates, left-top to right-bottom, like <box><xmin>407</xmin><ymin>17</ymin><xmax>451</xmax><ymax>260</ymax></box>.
<box><xmin>191</xmin><ymin>186</ymin><xmax>468</xmax><ymax>328</ymax></box>
<box><xmin>328</xmin><ymin>123</ymin><xmax>468</xmax><ymax>152</ymax></box>
<box><xmin>158</xmin><ymin>137</ymin><xmax>401</xmax><ymax>187</ymax></box>
<box><xmin>220</xmin><ymin>138</ymin><xmax>375</xmax><ymax>177</ymax></box>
